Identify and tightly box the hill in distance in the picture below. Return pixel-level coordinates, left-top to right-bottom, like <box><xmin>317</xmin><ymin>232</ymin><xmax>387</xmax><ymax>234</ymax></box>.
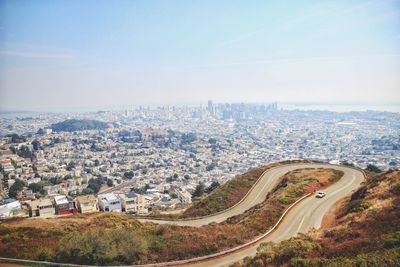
<box><xmin>51</xmin><ymin>119</ymin><xmax>109</xmax><ymax>132</ymax></box>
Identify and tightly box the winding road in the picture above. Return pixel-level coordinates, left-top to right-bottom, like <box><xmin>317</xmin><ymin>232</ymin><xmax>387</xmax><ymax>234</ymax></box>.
<box><xmin>139</xmin><ymin>163</ymin><xmax>365</xmax><ymax>266</ymax></box>
<box><xmin>0</xmin><ymin>163</ymin><xmax>365</xmax><ymax>267</ymax></box>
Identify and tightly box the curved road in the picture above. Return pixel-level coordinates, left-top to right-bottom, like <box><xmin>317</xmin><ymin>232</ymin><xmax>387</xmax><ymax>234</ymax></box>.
<box><xmin>140</xmin><ymin>163</ymin><xmax>364</xmax><ymax>266</ymax></box>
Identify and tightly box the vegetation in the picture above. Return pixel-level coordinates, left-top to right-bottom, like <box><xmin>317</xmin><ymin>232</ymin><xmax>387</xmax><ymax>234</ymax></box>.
<box><xmin>28</xmin><ymin>182</ymin><xmax>44</xmax><ymax>194</ymax></box>
<box><xmin>192</xmin><ymin>182</ymin><xmax>206</xmax><ymax>199</ymax></box>
<box><xmin>6</xmin><ymin>133</ymin><xmax>26</xmax><ymax>143</ymax></box>
<box><xmin>182</xmin><ymin>160</ymin><xmax>322</xmax><ymax>218</ymax></box>
<box><xmin>8</xmin><ymin>179</ymin><xmax>25</xmax><ymax>198</ymax></box>
<box><xmin>366</xmin><ymin>163</ymin><xmax>382</xmax><ymax>173</ymax></box>
<box><xmin>240</xmin><ymin>170</ymin><xmax>400</xmax><ymax>267</ymax></box>
<box><xmin>57</xmin><ymin>228</ymin><xmax>146</xmax><ymax>265</ymax></box>
<box><xmin>0</xmin><ymin>165</ymin><xmax>342</xmax><ymax>265</ymax></box>
<box><xmin>51</xmin><ymin>119</ymin><xmax>108</xmax><ymax>132</ymax></box>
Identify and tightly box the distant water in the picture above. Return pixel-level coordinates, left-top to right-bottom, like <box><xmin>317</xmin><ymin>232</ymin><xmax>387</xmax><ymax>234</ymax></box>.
<box><xmin>0</xmin><ymin>112</ymin><xmax>41</xmax><ymax>119</ymax></box>
<box><xmin>280</xmin><ymin>104</ymin><xmax>400</xmax><ymax>113</ymax></box>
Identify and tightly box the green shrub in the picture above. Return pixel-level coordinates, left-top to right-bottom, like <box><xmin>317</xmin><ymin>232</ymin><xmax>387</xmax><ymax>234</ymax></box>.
<box><xmin>279</xmin><ymin>196</ymin><xmax>295</xmax><ymax>205</ymax></box>
<box><xmin>57</xmin><ymin>228</ymin><xmax>147</xmax><ymax>265</ymax></box>
<box><xmin>349</xmin><ymin>201</ymin><xmax>372</xmax><ymax>213</ymax></box>
<box><xmin>384</xmin><ymin>231</ymin><xmax>400</xmax><ymax>248</ymax></box>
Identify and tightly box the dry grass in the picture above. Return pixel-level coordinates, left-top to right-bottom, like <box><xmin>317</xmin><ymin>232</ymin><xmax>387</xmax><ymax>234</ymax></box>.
<box><xmin>240</xmin><ymin>170</ymin><xmax>400</xmax><ymax>267</ymax></box>
<box><xmin>0</xmin><ymin>165</ymin><xmax>343</xmax><ymax>265</ymax></box>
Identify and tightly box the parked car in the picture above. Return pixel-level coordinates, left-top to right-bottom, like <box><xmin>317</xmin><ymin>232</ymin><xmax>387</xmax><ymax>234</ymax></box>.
<box><xmin>316</xmin><ymin>192</ymin><xmax>326</xmax><ymax>198</ymax></box>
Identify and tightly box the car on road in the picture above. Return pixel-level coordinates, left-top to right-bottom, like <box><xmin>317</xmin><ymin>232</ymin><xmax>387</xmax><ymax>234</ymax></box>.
<box><xmin>316</xmin><ymin>192</ymin><xmax>326</xmax><ymax>198</ymax></box>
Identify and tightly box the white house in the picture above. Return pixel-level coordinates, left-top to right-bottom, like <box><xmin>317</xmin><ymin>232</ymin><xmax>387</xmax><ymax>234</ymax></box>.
<box><xmin>174</xmin><ymin>188</ymin><xmax>192</xmax><ymax>204</ymax></box>
<box><xmin>97</xmin><ymin>193</ymin><xmax>121</xmax><ymax>212</ymax></box>
<box><xmin>119</xmin><ymin>192</ymin><xmax>148</xmax><ymax>215</ymax></box>
<box><xmin>0</xmin><ymin>199</ymin><xmax>21</xmax><ymax>219</ymax></box>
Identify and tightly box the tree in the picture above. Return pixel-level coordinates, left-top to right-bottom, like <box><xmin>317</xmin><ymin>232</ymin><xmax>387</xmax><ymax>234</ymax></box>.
<box><xmin>206</xmin><ymin>181</ymin><xmax>220</xmax><ymax>193</ymax></box>
<box><xmin>49</xmin><ymin>177</ymin><xmax>61</xmax><ymax>185</ymax></box>
<box><xmin>124</xmin><ymin>171</ymin><xmax>134</xmax><ymax>179</ymax></box>
<box><xmin>192</xmin><ymin>182</ymin><xmax>205</xmax><ymax>199</ymax></box>
<box><xmin>366</xmin><ymin>164</ymin><xmax>382</xmax><ymax>173</ymax></box>
<box><xmin>37</xmin><ymin>128</ymin><xmax>45</xmax><ymax>135</ymax></box>
<box><xmin>184</xmin><ymin>174</ymin><xmax>190</xmax><ymax>180</ymax></box>
<box><xmin>17</xmin><ymin>145</ymin><xmax>33</xmax><ymax>159</ymax></box>
<box><xmin>206</xmin><ymin>163</ymin><xmax>216</xmax><ymax>171</ymax></box>
<box><xmin>31</xmin><ymin>139</ymin><xmax>41</xmax><ymax>151</ymax></box>
<box><xmin>9</xmin><ymin>179</ymin><xmax>25</xmax><ymax>198</ymax></box>
<box><xmin>106</xmin><ymin>179</ymin><xmax>114</xmax><ymax>187</ymax></box>
<box><xmin>66</xmin><ymin>161</ymin><xmax>76</xmax><ymax>171</ymax></box>
<box><xmin>208</xmin><ymin>138</ymin><xmax>217</xmax><ymax>144</ymax></box>
<box><xmin>180</xmin><ymin>133</ymin><xmax>197</xmax><ymax>145</ymax></box>
<box><xmin>87</xmin><ymin>178</ymin><xmax>104</xmax><ymax>193</ymax></box>
<box><xmin>7</xmin><ymin>133</ymin><xmax>26</xmax><ymax>143</ymax></box>
<box><xmin>28</xmin><ymin>183</ymin><xmax>43</xmax><ymax>193</ymax></box>
<box><xmin>81</xmin><ymin>187</ymin><xmax>94</xmax><ymax>195</ymax></box>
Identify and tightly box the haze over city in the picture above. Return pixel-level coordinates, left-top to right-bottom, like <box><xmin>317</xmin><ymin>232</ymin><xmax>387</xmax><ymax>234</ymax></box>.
<box><xmin>1</xmin><ymin>0</ymin><xmax>399</xmax><ymax>111</ymax></box>
<box><xmin>1</xmin><ymin>1</ymin><xmax>400</xmax><ymax>267</ymax></box>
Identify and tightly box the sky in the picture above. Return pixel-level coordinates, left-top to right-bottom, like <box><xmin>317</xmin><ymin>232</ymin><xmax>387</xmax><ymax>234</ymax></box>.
<box><xmin>0</xmin><ymin>0</ymin><xmax>399</xmax><ymax>111</ymax></box>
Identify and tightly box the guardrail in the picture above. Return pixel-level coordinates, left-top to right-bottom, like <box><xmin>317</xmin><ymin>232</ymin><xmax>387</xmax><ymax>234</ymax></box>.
<box><xmin>137</xmin><ymin>161</ymin><xmax>322</xmax><ymax>222</ymax></box>
<box><xmin>0</xmin><ymin>163</ymin><xmax>366</xmax><ymax>267</ymax></box>
<box><xmin>137</xmin><ymin>164</ymin><xmax>277</xmax><ymax>222</ymax></box>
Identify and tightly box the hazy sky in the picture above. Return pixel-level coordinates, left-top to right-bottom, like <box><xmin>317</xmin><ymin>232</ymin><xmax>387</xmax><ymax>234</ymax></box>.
<box><xmin>0</xmin><ymin>0</ymin><xmax>399</xmax><ymax>111</ymax></box>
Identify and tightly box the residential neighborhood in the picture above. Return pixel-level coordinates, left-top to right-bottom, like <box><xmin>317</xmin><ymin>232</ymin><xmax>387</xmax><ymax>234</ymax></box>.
<box><xmin>0</xmin><ymin>103</ymin><xmax>399</xmax><ymax>219</ymax></box>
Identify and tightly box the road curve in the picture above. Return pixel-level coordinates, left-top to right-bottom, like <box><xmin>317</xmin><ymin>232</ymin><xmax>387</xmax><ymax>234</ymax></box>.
<box><xmin>0</xmin><ymin>164</ymin><xmax>364</xmax><ymax>267</ymax></box>
<box><xmin>178</xmin><ymin>164</ymin><xmax>364</xmax><ymax>267</ymax></box>
<box><xmin>139</xmin><ymin>163</ymin><xmax>363</xmax><ymax>228</ymax></box>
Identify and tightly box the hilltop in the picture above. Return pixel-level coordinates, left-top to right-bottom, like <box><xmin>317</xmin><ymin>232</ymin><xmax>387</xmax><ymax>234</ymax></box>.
<box><xmin>50</xmin><ymin>119</ymin><xmax>109</xmax><ymax>132</ymax></box>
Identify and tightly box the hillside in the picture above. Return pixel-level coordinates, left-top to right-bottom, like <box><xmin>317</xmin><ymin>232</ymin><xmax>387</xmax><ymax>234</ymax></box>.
<box><xmin>0</xmin><ymin>166</ymin><xmax>342</xmax><ymax>265</ymax></box>
<box><xmin>50</xmin><ymin>119</ymin><xmax>108</xmax><ymax>132</ymax></box>
<box><xmin>177</xmin><ymin>160</ymin><xmax>320</xmax><ymax>218</ymax></box>
<box><xmin>239</xmin><ymin>169</ymin><xmax>400</xmax><ymax>267</ymax></box>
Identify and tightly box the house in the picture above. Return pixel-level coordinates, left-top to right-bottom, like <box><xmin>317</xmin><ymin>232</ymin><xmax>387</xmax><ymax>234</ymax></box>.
<box><xmin>0</xmin><ymin>199</ymin><xmax>21</xmax><ymax>219</ymax></box>
<box><xmin>174</xmin><ymin>188</ymin><xmax>192</xmax><ymax>204</ymax></box>
<box><xmin>76</xmin><ymin>195</ymin><xmax>98</xmax><ymax>214</ymax></box>
<box><xmin>30</xmin><ymin>198</ymin><xmax>55</xmax><ymax>217</ymax></box>
<box><xmin>97</xmin><ymin>193</ymin><xmax>121</xmax><ymax>212</ymax></box>
<box><xmin>53</xmin><ymin>195</ymin><xmax>69</xmax><ymax>215</ymax></box>
<box><xmin>16</xmin><ymin>189</ymin><xmax>35</xmax><ymax>201</ymax></box>
<box><xmin>119</xmin><ymin>192</ymin><xmax>148</xmax><ymax>215</ymax></box>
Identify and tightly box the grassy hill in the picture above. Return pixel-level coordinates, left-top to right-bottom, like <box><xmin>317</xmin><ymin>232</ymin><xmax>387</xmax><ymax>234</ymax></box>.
<box><xmin>0</xmin><ymin>165</ymin><xmax>341</xmax><ymax>265</ymax></box>
<box><xmin>171</xmin><ymin>160</ymin><xmax>321</xmax><ymax>218</ymax></box>
<box><xmin>51</xmin><ymin>119</ymin><xmax>108</xmax><ymax>132</ymax></box>
<box><xmin>239</xmin><ymin>169</ymin><xmax>400</xmax><ymax>267</ymax></box>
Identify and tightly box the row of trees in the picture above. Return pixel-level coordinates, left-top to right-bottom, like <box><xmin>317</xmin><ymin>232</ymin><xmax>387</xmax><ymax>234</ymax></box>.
<box><xmin>192</xmin><ymin>181</ymin><xmax>220</xmax><ymax>199</ymax></box>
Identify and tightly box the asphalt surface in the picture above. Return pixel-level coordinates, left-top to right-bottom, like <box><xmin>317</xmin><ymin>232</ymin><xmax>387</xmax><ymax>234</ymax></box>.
<box><xmin>138</xmin><ymin>163</ymin><xmax>364</xmax><ymax>267</ymax></box>
<box><xmin>179</xmin><ymin>164</ymin><xmax>364</xmax><ymax>267</ymax></box>
<box><xmin>0</xmin><ymin>164</ymin><xmax>364</xmax><ymax>267</ymax></box>
<box><xmin>140</xmin><ymin>164</ymin><xmax>363</xmax><ymax>228</ymax></box>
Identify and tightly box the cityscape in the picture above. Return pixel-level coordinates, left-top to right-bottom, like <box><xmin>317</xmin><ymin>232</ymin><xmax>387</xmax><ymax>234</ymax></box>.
<box><xmin>1</xmin><ymin>102</ymin><xmax>399</xmax><ymax>219</ymax></box>
<box><xmin>0</xmin><ymin>0</ymin><xmax>399</xmax><ymax>266</ymax></box>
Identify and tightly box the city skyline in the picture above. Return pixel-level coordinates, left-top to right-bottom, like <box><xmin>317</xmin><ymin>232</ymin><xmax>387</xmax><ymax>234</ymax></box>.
<box><xmin>1</xmin><ymin>0</ymin><xmax>399</xmax><ymax>111</ymax></box>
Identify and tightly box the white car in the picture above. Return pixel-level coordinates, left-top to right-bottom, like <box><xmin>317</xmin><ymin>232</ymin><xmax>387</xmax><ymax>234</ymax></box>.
<box><xmin>316</xmin><ymin>192</ymin><xmax>326</xmax><ymax>198</ymax></box>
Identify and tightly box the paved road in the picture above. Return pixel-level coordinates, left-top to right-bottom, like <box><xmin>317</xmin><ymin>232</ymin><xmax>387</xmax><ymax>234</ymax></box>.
<box><xmin>140</xmin><ymin>163</ymin><xmax>363</xmax><ymax>228</ymax></box>
<box><xmin>97</xmin><ymin>180</ymin><xmax>135</xmax><ymax>195</ymax></box>
<box><xmin>178</xmin><ymin>164</ymin><xmax>364</xmax><ymax>267</ymax></box>
<box><xmin>0</xmin><ymin>164</ymin><xmax>364</xmax><ymax>267</ymax></box>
